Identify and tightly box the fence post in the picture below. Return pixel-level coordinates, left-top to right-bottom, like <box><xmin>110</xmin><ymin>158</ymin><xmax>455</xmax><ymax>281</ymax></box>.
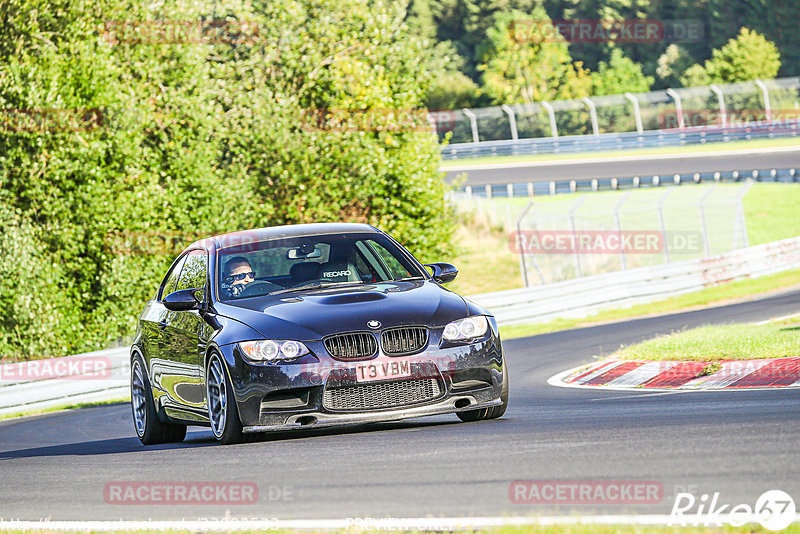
<box><xmin>624</xmin><ymin>92</ymin><xmax>644</xmax><ymax>134</ymax></box>
<box><xmin>709</xmin><ymin>84</ymin><xmax>727</xmax><ymax>127</ymax></box>
<box><xmin>614</xmin><ymin>192</ymin><xmax>631</xmax><ymax>270</ymax></box>
<box><xmin>541</xmin><ymin>101</ymin><xmax>558</xmax><ymax>138</ymax></box>
<box><xmin>657</xmin><ymin>189</ymin><xmax>672</xmax><ymax>263</ymax></box>
<box><xmin>568</xmin><ymin>196</ymin><xmax>587</xmax><ymax>278</ymax></box>
<box><xmin>582</xmin><ymin>97</ymin><xmax>599</xmax><ymax>136</ymax></box>
<box><xmin>516</xmin><ymin>201</ymin><xmax>536</xmax><ymax>287</ymax></box>
<box><xmin>735</xmin><ymin>180</ymin><xmax>754</xmax><ymax>249</ymax></box>
<box><xmin>462</xmin><ymin>108</ymin><xmax>480</xmax><ymax>143</ymax></box>
<box><xmin>754</xmin><ymin>79</ymin><xmax>772</xmax><ymax>122</ymax></box>
<box><xmin>698</xmin><ymin>186</ymin><xmax>717</xmax><ymax>257</ymax></box>
<box><xmin>501</xmin><ymin>104</ymin><xmax>519</xmax><ymax>141</ymax></box>
<box><xmin>666</xmin><ymin>88</ymin><xmax>685</xmax><ymax>129</ymax></box>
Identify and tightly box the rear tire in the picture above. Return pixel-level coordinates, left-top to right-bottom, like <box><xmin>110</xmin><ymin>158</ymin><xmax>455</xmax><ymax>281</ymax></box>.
<box><xmin>131</xmin><ymin>354</ymin><xmax>187</xmax><ymax>445</ymax></box>
<box><xmin>457</xmin><ymin>358</ymin><xmax>509</xmax><ymax>422</ymax></box>
<box><xmin>206</xmin><ymin>352</ymin><xmax>244</xmax><ymax>445</ymax></box>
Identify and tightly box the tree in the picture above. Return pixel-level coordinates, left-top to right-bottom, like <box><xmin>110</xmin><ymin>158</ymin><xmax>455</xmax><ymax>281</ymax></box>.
<box><xmin>708</xmin><ymin>0</ymin><xmax>800</xmax><ymax>78</ymax></box>
<box><xmin>655</xmin><ymin>44</ymin><xmax>695</xmax><ymax>88</ymax></box>
<box><xmin>0</xmin><ymin>0</ymin><xmax>455</xmax><ymax>359</ymax></box>
<box><xmin>478</xmin><ymin>8</ymin><xmax>592</xmax><ymax>105</ymax></box>
<box><xmin>680</xmin><ymin>27</ymin><xmax>780</xmax><ymax>86</ymax></box>
<box><xmin>592</xmin><ymin>47</ymin><xmax>653</xmax><ymax>96</ymax></box>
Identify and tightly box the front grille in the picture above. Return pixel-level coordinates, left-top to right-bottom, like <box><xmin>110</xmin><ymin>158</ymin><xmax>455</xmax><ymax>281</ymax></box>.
<box><xmin>323</xmin><ymin>379</ymin><xmax>442</xmax><ymax>411</ymax></box>
<box><xmin>381</xmin><ymin>326</ymin><xmax>428</xmax><ymax>355</ymax></box>
<box><xmin>324</xmin><ymin>332</ymin><xmax>378</xmax><ymax>360</ymax></box>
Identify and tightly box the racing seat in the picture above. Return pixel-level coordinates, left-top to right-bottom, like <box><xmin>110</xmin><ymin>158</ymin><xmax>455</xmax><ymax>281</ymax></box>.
<box><xmin>290</xmin><ymin>262</ymin><xmax>321</xmax><ymax>284</ymax></box>
<box><xmin>317</xmin><ymin>260</ymin><xmax>360</xmax><ymax>283</ymax></box>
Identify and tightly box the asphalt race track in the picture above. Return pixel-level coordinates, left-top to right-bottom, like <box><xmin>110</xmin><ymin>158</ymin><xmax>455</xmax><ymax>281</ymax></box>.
<box><xmin>443</xmin><ymin>147</ymin><xmax>800</xmax><ymax>185</ymax></box>
<box><xmin>1</xmin><ymin>289</ymin><xmax>799</xmax><ymax>522</ymax></box>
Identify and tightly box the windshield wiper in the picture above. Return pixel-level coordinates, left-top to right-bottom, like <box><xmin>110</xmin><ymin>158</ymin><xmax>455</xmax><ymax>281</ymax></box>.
<box><xmin>268</xmin><ymin>280</ymin><xmax>364</xmax><ymax>296</ymax></box>
<box><xmin>393</xmin><ymin>276</ymin><xmax>425</xmax><ymax>281</ymax></box>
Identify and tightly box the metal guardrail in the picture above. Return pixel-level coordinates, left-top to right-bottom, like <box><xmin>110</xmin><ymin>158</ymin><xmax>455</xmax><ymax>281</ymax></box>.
<box><xmin>468</xmin><ymin>236</ymin><xmax>800</xmax><ymax>325</ymax></box>
<box><xmin>456</xmin><ymin>168</ymin><xmax>799</xmax><ymax>198</ymax></box>
<box><xmin>0</xmin><ymin>347</ymin><xmax>130</xmax><ymax>417</ymax></box>
<box><xmin>2</xmin><ymin>236</ymin><xmax>799</xmax><ymax>415</ymax></box>
<box><xmin>442</xmin><ymin>122</ymin><xmax>800</xmax><ymax>160</ymax></box>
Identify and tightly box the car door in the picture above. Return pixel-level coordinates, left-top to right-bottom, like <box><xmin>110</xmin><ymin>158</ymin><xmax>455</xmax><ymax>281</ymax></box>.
<box><xmin>159</xmin><ymin>249</ymin><xmax>211</xmax><ymax>418</ymax></box>
<box><xmin>141</xmin><ymin>253</ymin><xmax>188</xmax><ymax>396</ymax></box>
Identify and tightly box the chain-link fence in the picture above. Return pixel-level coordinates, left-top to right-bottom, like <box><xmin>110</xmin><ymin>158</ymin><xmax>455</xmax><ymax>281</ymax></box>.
<box><xmin>507</xmin><ymin>183</ymin><xmax>752</xmax><ymax>286</ymax></box>
<box><xmin>430</xmin><ymin>77</ymin><xmax>800</xmax><ymax>144</ymax></box>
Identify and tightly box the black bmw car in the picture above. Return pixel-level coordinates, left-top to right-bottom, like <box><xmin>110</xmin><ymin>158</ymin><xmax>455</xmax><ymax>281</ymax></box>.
<box><xmin>130</xmin><ymin>223</ymin><xmax>508</xmax><ymax>445</ymax></box>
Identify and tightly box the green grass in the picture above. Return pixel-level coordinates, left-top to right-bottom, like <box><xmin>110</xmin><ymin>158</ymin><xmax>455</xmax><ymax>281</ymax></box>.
<box><xmin>440</xmin><ymin>136</ymin><xmax>800</xmax><ymax>168</ymax></box>
<box><xmin>487</xmin><ymin>183</ymin><xmax>800</xmax><ymax>241</ymax></box>
<box><xmin>614</xmin><ymin>322</ymin><xmax>800</xmax><ymax>361</ymax></box>
<box><xmin>448</xmin><ymin>223</ymin><xmax>522</xmax><ymax>295</ymax></box>
<box><xmin>498</xmin><ymin>268</ymin><xmax>800</xmax><ymax>340</ymax></box>
<box><xmin>743</xmin><ymin>183</ymin><xmax>800</xmax><ymax>245</ymax></box>
<box><xmin>0</xmin><ymin>396</ymin><xmax>130</xmax><ymax>421</ymax></box>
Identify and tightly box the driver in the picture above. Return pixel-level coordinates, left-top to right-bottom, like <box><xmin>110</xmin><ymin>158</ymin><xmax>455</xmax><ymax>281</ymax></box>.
<box><xmin>222</xmin><ymin>256</ymin><xmax>256</xmax><ymax>298</ymax></box>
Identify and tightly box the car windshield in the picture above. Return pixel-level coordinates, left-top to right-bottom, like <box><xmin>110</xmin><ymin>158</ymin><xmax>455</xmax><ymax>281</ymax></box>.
<box><xmin>216</xmin><ymin>232</ymin><xmax>426</xmax><ymax>301</ymax></box>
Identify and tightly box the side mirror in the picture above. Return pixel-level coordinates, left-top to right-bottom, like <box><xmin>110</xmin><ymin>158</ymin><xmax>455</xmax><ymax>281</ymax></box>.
<box><xmin>163</xmin><ymin>288</ymin><xmax>202</xmax><ymax>311</ymax></box>
<box><xmin>423</xmin><ymin>263</ymin><xmax>458</xmax><ymax>284</ymax></box>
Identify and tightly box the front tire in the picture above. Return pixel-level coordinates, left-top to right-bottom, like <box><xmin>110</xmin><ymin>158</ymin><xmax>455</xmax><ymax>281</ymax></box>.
<box><xmin>131</xmin><ymin>355</ymin><xmax>187</xmax><ymax>445</ymax></box>
<box><xmin>457</xmin><ymin>359</ymin><xmax>509</xmax><ymax>422</ymax></box>
<box><xmin>206</xmin><ymin>352</ymin><xmax>244</xmax><ymax>445</ymax></box>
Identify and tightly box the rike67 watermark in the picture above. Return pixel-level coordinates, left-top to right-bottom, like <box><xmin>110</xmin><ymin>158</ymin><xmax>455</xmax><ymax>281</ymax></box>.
<box><xmin>671</xmin><ymin>490</ymin><xmax>796</xmax><ymax>531</ymax></box>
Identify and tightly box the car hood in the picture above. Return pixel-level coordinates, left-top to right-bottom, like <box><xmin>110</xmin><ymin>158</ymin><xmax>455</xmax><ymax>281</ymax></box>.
<box><xmin>213</xmin><ymin>280</ymin><xmax>469</xmax><ymax>340</ymax></box>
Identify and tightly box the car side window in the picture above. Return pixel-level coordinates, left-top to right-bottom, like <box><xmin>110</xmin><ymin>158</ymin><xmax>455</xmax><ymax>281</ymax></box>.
<box><xmin>176</xmin><ymin>250</ymin><xmax>207</xmax><ymax>292</ymax></box>
<box><xmin>366</xmin><ymin>240</ymin><xmax>412</xmax><ymax>279</ymax></box>
<box><xmin>159</xmin><ymin>254</ymin><xmax>188</xmax><ymax>300</ymax></box>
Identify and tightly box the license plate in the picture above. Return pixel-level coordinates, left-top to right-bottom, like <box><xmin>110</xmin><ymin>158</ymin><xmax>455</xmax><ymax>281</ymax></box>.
<box><xmin>355</xmin><ymin>359</ymin><xmax>411</xmax><ymax>382</ymax></box>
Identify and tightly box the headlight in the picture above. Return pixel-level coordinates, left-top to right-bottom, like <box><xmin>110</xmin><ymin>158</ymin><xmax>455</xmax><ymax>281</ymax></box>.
<box><xmin>442</xmin><ymin>315</ymin><xmax>489</xmax><ymax>342</ymax></box>
<box><xmin>239</xmin><ymin>340</ymin><xmax>310</xmax><ymax>362</ymax></box>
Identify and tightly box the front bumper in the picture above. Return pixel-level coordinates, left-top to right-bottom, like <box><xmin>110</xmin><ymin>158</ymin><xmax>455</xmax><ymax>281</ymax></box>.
<box><xmin>220</xmin><ymin>327</ymin><xmax>505</xmax><ymax>430</ymax></box>
<box><xmin>242</xmin><ymin>396</ymin><xmax>504</xmax><ymax>433</ymax></box>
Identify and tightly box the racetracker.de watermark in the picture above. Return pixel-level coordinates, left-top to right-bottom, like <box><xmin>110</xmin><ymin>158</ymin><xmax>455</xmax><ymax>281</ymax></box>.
<box><xmin>0</xmin><ymin>108</ymin><xmax>103</xmax><ymax>133</ymax></box>
<box><xmin>510</xmin><ymin>19</ymin><xmax>703</xmax><ymax>44</ymax></box>
<box><xmin>103</xmin><ymin>482</ymin><xmax>268</xmax><ymax>505</ymax></box>
<box><xmin>102</xmin><ymin>20</ymin><xmax>261</xmax><ymax>45</ymax></box>
<box><xmin>0</xmin><ymin>355</ymin><xmax>112</xmax><ymax>381</ymax></box>
<box><xmin>661</xmin><ymin>109</ymin><xmax>800</xmax><ymax>130</ymax></box>
<box><xmin>508</xmin><ymin>230</ymin><xmax>703</xmax><ymax>255</ymax></box>
<box><xmin>509</xmin><ymin>480</ymin><xmax>663</xmax><ymax>504</ymax></box>
<box><xmin>298</xmin><ymin>108</ymin><xmax>436</xmax><ymax>134</ymax></box>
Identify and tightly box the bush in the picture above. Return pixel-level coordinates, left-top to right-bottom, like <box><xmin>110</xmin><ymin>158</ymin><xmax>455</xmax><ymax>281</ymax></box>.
<box><xmin>0</xmin><ymin>0</ymin><xmax>454</xmax><ymax>359</ymax></box>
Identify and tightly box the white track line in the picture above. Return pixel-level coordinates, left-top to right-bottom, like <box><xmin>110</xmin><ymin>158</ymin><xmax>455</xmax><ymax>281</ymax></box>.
<box><xmin>441</xmin><ymin>145</ymin><xmax>800</xmax><ymax>171</ymax></box>
<box><xmin>2</xmin><ymin>515</ymin><xmax>799</xmax><ymax>531</ymax></box>
<box><xmin>754</xmin><ymin>312</ymin><xmax>800</xmax><ymax>325</ymax></box>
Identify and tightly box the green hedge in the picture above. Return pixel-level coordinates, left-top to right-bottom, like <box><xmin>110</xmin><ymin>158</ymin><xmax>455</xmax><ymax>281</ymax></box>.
<box><xmin>0</xmin><ymin>0</ymin><xmax>454</xmax><ymax>360</ymax></box>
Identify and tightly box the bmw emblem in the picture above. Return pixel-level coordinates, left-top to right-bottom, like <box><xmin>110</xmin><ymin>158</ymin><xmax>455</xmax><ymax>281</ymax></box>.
<box><xmin>367</xmin><ymin>320</ymin><xmax>381</xmax><ymax>329</ymax></box>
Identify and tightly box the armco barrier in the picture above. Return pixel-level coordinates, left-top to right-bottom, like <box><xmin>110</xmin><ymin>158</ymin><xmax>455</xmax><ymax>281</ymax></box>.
<box><xmin>0</xmin><ymin>347</ymin><xmax>129</xmax><ymax>417</ymax></box>
<box><xmin>1</xmin><ymin>236</ymin><xmax>798</xmax><ymax>417</ymax></box>
<box><xmin>441</xmin><ymin>123</ymin><xmax>800</xmax><ymax>160</ymax></box>
<box><xmin>467</xmin><ymin>236</ymin><xmax>800</xmax><ymax>325</ymax></box>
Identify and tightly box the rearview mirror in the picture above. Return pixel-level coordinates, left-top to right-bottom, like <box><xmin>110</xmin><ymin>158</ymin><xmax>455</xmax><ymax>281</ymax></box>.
<box><xmin>423</xmin><ymin>263</ymin><xmax>458</xmax><ymax>284</ymax></box>
<box><xmin>163</xmin><ymin>288</ymin><xmax>202</xmax><ymax>311</ymax></box>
